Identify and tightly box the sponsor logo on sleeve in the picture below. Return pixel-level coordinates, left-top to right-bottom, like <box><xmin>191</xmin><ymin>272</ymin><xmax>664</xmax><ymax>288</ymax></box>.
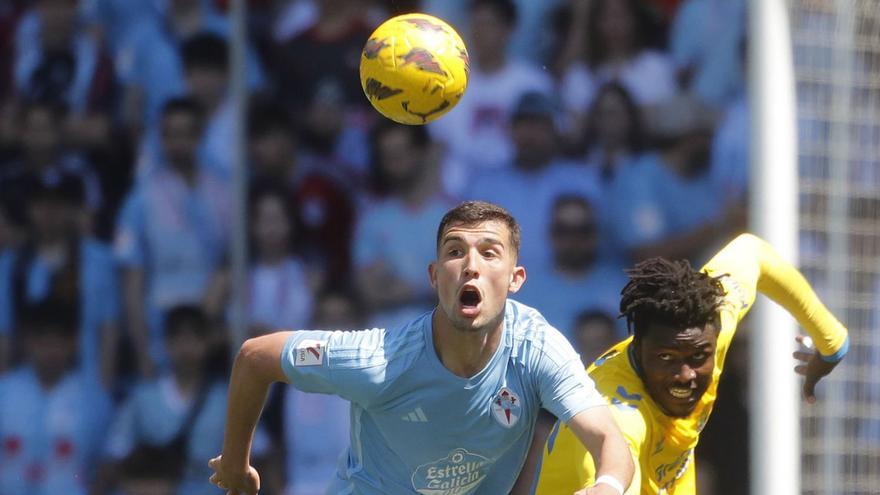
<box><xmin>294</xmin><ymin>340</ymin><xmax>326</xmax><ymax>366</ymax></box>
<box><xmin>411</xmin><ymin>448</ymin><xmax>490</xmax><ymax>495</ymax></box>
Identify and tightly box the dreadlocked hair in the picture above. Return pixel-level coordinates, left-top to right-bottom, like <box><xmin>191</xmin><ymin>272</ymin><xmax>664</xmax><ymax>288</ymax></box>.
<box><xmin>620</xmin><ymin>257</ymin><xmax>726</xmax><ymax>339</ymax></box>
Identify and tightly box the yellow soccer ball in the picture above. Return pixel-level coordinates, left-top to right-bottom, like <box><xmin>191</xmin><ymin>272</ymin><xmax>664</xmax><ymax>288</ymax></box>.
<box><xmin>359</xmin><ymin>13</ymin><xmax>469</xmax><ymax>125</ymax></box>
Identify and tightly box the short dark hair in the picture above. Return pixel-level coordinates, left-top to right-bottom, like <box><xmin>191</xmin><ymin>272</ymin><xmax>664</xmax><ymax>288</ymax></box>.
<box><xmin>164</xmin><ymin>304</ymin><xmax>208</xmax><ymax>339</ymax></box>
<box><xmin>470</xmin><ymin>0</ymin><xmax>518</xmax><ymax>27</ymax></box>
<box><xmin>248</xmin><ymin>99</ymin><xmax>295</xmax><ymax>139</ymax></box>
<box><xmin>19</xmin><ymin>300</ymin><xmax>78</xmax><ymax>339</ymax></box>
<box><xmin>181</xmin><ymin>33</ymin><xmax>229</xmax><ymax>72</ymax></box>
<box><xmin>161</xmin><ymin>96</ymin><xmax>204</xmax><ymax>123</ymax></box>
<box><xmin>620</xmin><ymin>258</ymin><xmax>726</xmax><ymax>339</ymax></box>
<box><xmin>436</xmin><ymin>201</ymin><xmax>521</xmax><ymax>256</ymax></box>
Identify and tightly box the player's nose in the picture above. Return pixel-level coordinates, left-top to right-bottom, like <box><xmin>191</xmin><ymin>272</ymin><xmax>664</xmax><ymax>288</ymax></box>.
<box><xmin>462</xmin><ymin>249</ymin><xmax>480</xmax><ymax>277</ymax></box>
<box><xmin>674</xmin><ymin>364</ymin><xmax>697</xmax><ymax>383</ymax></box>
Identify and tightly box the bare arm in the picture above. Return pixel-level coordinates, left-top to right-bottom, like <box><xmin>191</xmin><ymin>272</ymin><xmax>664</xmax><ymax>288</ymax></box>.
<box><xmin>510</xmin><ymin>410</ymin><xmax>558</xmax><ymax>495</ymax></box>
<box><xmin>209</xmin><ymin>331</ymin><xmax>292</xmax><ymax>495</ymax></box>
<box><xmin>568</xmin><ymin>406</ymin><xmax>634</xmax><ymax>495</ymax></box>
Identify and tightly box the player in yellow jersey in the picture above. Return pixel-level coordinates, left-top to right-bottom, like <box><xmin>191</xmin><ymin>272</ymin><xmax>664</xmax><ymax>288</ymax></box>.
<box><xmin>530</xmin><ymin>233</ymin><xmax>848</xmax><ymax>494</ymax></box>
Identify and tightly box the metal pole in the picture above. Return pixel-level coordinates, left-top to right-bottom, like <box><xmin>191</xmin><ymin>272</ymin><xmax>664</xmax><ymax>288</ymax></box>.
<box><xmin>748</xmin><ymin>1</ymin><xmax>800</xmax><ymax>494</ymax></box>
<box><xmin>229</xmin><ymin>0</ymin><xmax>249</xmax><ymax>353</ymax></box>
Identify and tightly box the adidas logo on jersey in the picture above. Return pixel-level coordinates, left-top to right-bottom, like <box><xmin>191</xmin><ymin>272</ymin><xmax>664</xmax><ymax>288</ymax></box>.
<box><xmin>401</xmin><ymin>407</ymin><xmax>429</xmax><ymax>423</ymax></box>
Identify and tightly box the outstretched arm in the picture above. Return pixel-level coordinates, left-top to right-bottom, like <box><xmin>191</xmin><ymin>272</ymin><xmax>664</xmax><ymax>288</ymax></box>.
<box><xmin>568</xmin><ymin>406</ymin><xmax>634</xmax><ymax>495</ymax></box>
<box><xmin>707</xmin><ymin>234</ymin><xmax>849</xmax><ymax>399</ymax></box>
<box><xmin>209</xmin><ymin>331</ymin><xmax>292</xmax><ymax>495</ymax></box>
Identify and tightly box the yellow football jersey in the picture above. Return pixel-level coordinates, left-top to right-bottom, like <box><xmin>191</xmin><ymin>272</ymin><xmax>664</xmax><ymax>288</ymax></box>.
<box><xmin>534</xmin><ymin>234</ymin><xmax>848</xmax><ymax>494</ymax></box>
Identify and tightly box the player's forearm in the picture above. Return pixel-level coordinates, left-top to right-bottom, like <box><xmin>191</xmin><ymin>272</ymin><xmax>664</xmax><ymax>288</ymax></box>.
<box><xmin>590</xmin><ymin>430</ymin><xmax>634</xmax><ymax>493</ymax></box>
<box><xmin>569</xmin><ymin>408</ymin><xmax>634</xmax><ymax>493</ymax></box>
<box><xmin>222</xmin><ymin>333</ymin><xmax>291</xmax><ymax>471</ymax></box>
<box><xmin>747</xmin><ymin>234</ymin><xmax>849</xmax><ymax>358</ymax></box>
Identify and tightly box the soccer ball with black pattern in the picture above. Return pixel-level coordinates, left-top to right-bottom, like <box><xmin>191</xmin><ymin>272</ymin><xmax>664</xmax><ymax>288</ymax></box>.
<box><xmin>360</xmin><ymin>13</ymin><xmax>469</xmax><ymax>125</ymax></box>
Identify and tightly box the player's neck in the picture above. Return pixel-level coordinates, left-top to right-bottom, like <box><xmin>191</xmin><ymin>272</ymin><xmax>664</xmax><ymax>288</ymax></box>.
<box><xmin>432</xmin><ymin>312</ymin><xmax>504</xmax><ymax>378</ymax></box>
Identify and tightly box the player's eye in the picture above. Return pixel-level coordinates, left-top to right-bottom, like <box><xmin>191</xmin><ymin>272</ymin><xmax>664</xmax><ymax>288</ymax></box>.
<box><xmin>447</xmin><ymin>247</ymin><xmax>463</xmax><ymax>257</ymax></box>
<box><xmin>657</xmin><ymin>353</ymin><xmax>673</xmax><ymax>362</ymax></box>
<box><xmin>692</xmin><ymin>352</ymin><xmax>707</xmax><ymax>361</ymax></box>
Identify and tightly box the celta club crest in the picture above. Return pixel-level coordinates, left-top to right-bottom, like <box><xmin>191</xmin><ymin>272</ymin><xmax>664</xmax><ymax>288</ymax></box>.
<box><xmin>399</xmin><ymin>48</ymin><xmax>446</xmax><ymax>75</ymax></box>
<box><xmin>404</xmin><ymin>18</ymin><xmax>446</xmax><ymax>33</ymax></box>
<box><xmin>363</xmin><ymin>37</ymin><xmax>388</xmax><ymax>59</ymax></box>
<box><xmin>364</xmin><ymin>78</ymin><xmax>403</xmax><ymax>100</ymax></box>
<box><xmin>491</xmin><ymin>387</ymin><xmax>522</xmax><ymax>428</ymax></box>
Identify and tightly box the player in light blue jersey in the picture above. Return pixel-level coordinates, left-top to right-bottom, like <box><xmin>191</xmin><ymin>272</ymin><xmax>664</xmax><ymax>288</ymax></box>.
<box><xmin>208</xmin><ymin>201</ymin><xmax>633</xmax><ymax>495</ymax></box>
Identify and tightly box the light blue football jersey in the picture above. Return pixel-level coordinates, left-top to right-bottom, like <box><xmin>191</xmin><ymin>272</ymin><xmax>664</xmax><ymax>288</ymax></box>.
<box><xmin>281</xmin><ymin>299</ymin><xmax>605</xmax><ymax>495</ymax></box>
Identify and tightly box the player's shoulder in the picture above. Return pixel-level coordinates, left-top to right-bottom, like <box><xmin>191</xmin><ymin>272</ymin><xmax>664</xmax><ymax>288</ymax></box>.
<box><xmin>321</xmin><ymin>311</ymin><xmax>430</xmax><ymax>370</ymax></box>
<box><xmin>505</xmin><ymin>299</ymin><xmax>576</xmax><ymax>365</ymax></box>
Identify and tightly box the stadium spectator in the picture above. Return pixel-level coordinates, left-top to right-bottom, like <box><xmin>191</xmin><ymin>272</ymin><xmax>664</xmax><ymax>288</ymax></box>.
<box><xmin>204</xmin><ymin>182</ymin><xmax>315</xmax><ymax>335</ymax></box>
<box><xmin>281</xmin><ymin>288</ymin><xmax>357</xmax><ymax>495</ymax></box>
<box><xmin>0</xmin><ymin>101</ymin><xmax>103</xmax><ymax>229</ymax></box>
<box><xmin>354</xmin><ymin>121</ymin><xmax>452</xmax><ymax>327</ymax></box>
<box><xmin>558</xmin><ymin>0</ymin><xmax>677</xmax><ymax>121</ymax></box>
<box><xmin>533</xmin><ymin>234</ymin><xmax>849</xmax><ymax>493</ymax></box>
<box><xmin>97</xmin><ymin>305</ymin><xmax>272</xmax><ymax>495</ymax></box>
<box><xmin>606</xmin><ymin>93</ymin><xmax>743</xmax><ymax>263</ymax></box>
<box><xmin>514</xmin><ymin>195</ymin><xmax>627</xmax><ymax>340</ymax></box>
<box><xmin>0</xmin><ymin>173</ymin><xmax>119</xmax><ymax>388</ymax></box>
<box><xmin>12</xmin><ymin>0</ymin><xmax>116</xmax><ymax>116</ymax></box>
<box><xmin>430</xmin><ymin>0</ymin><xmax>555</xmax><ymax>194</ymax></box>
<box><xmin>208</xmin><ymin>201</ymin><xmax>634</xmax><ymax>495</ymax></box>
<box><xmin>574</xmin><ymin>81</ymin><xmax>645</xmax><ymax>182</ymax></box>
<box><xmin>114</xmin><ymin>97</ymin><xmax>231</xmax><ymax>377</ymax></box>
<box><xmin>112</xmin><ymin>0</ymin><xmax>264</xmax><ymax>130</ymax></box>
<box><xmin>465</xmin><ymin>91</ymin><xmax>602</xmax><ymax>268</ymax></box>
<box><xmin>247</xmin><ymin>100</ymin><xmax>355</xmax><ymax>290</ymax></box>
<box><xmin>0</xmin><ymin>301</ymin><xmax>113</xmax><ymax>495</ymax></box>
<box><xmin>670</xmin><ymin>0</ymin><xmax>746</xmax><ymax>107</ymax></box>
<box><xmin>271</xmin><ymin>0</ymin><xmax>373</xmax><ymax>118</ymax></box>
<box><xmin>296</xmin><ymin>77</ymin><xmax>370</xmax><ymax>184</ymax></box>
<box><xmin>571</xmin><ymin>310</ymin><xmax>620</xmax><ymax>367</ymax></box>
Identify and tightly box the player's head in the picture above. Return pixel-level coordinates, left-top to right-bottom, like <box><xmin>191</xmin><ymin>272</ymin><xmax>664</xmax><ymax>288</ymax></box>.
<box><xmin>430</xmin><ymin>201</ymin><xmax>525</xmax><ymax>333</ymax></box>
<box><xmin>620</xmin><ymin>257</ymin><xmax>726</xmax><ymax>417</ymax></box>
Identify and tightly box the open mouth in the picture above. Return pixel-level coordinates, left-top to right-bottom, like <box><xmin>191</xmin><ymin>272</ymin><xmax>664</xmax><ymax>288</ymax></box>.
<box><xmin>458</xmin><ymin>286</ymin><xmax>482</xmax><ymax>311</ymax></box>
<box><xmin>668</xmin><ymin>386</ymin><xmax>695</xmax><ymax>400</ymax></box>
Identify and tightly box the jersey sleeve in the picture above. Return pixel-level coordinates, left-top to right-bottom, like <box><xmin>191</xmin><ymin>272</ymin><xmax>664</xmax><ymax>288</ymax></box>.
<box><xmin>702</xmin><ymin>233</ymin><xmax>849</xmax><ymax>360</ymax></box>
<box><xmin>280</xmin><ymin>329</ymin><xmax>389</xmax><ymax>406</ymax></box>
<box><xmin>532</xmin><ymin>328</ymin><xmax>606</xmax><ymax>424</ymax></box>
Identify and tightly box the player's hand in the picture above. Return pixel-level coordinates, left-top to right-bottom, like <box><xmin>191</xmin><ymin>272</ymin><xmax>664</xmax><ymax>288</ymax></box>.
<box><xmin>208</xmin><ymin>455</ymin><xmax>260</xmax><ymax>495</ymax></box>
<box><xmin>793</xmin><ymin>334</ymin><xmax>840</xmax><ymax>404</ymax></box>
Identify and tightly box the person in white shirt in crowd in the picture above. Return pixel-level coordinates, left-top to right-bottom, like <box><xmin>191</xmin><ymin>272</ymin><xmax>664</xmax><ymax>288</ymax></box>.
<box><xmin>430</xmin><ymin>0</ymin><xmax>554</xmax><ymax>195</ymax></box>
<box><xmin>0</xmin><ymin>301</ymin><xmax>113</xmax><ymax>495</ymax></box>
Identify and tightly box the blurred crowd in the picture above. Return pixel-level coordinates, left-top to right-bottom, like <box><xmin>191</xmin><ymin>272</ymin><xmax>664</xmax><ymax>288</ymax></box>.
<box><xmin>0</xmin><ymin>0</ymin><xmax>758</xmax><ymax>494</ymax></box>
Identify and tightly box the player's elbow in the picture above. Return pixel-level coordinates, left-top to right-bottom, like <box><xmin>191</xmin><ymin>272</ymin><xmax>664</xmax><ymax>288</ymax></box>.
<box><xmin>235</xmin><ymin>332</ymin><xmax>290</xmax><ymax>383</ymax></box>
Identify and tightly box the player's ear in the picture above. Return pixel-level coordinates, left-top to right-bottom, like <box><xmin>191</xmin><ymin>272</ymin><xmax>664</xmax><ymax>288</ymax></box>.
<box><xmin>507</xmin><ymin>266</ymin><xmax>526</xmax><ymax>293</ymax></box>
<box><xmin>428</xmin><ymin>262</ymin><xmax>438</xmax><ymax>289</ymax></box>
